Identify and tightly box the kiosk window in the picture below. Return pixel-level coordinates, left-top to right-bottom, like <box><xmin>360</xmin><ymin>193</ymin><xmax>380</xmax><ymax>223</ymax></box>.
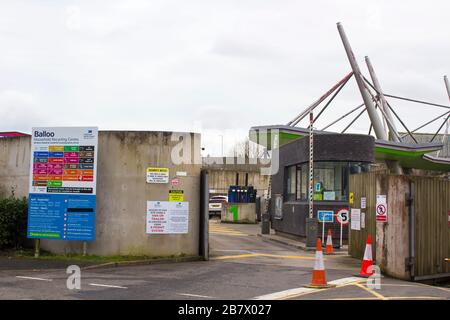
<box><xmin>313</xmin><ymin>162</ymin><xmax>348</xmax><ymax>201</ymax></box>
<box><xmin>296</xmin><ymin>162</ymin><xmax>349</xmax><ymax>201</ymax></box>
<box><xmin>296</xmin><ymin>167</ymin><xmax>303</xmax><ymax>200</ymax></box>
<box><xmin>286</xmin><ymin>166</ymin><xmax>296</xmax><ymax>201</ymax></box>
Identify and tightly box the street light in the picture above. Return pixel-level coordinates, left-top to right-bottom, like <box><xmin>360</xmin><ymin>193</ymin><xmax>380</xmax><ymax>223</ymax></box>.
<box><xmin>219</xmin><ymin>135</ymin><xmax>224</xmax><ymax>157</ymax></box>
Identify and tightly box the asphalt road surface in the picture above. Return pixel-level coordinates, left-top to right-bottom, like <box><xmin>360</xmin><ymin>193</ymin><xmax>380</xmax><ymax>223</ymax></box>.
<box><xmin>0</xmin><ymin>220</ymin><xmax>449</xmax><ymax>300</ymax></box>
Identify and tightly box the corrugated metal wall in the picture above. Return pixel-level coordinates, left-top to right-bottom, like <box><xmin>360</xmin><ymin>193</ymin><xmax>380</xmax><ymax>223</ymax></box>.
<box><xmin>348</xmin><ymin>172</ymin><xmax>377</xmax><ymax>261</ymax></box>
<box><xmin>350</xmin><ymin>172</ymin><xmax>450</xmax><ymax>280</ymax></box>
<box><xmin>414</xmin><ymin>176</ymin><xmax>450</xmax><ymax>279</ymax></box>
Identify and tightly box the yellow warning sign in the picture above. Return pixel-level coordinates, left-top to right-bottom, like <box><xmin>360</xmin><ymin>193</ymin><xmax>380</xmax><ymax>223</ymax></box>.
<box><xmin>169</xmin><ymin>190</ymin><xmax>184</xmax><ymax>202</ymax></box>
<box><xmin>146</xmin><ymin>167</ymin><xmax>169</xmax><ymax>183</ymax></box>
<box><xmin>349</xmin><ymin>192</ymin><xmax>354</xmax><ymax>205</ymax></box>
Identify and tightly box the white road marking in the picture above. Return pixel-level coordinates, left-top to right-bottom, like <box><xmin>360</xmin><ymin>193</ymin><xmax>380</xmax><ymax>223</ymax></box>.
<box><xmin>177</xmin><ymin>293</ymin><xmax>215</xmax><ymax>299</ymax></box>
<box><xmin>378</xmin><ymin>283</ymin><xmax>422</xmax><ymax>287</ymax></box>
<box><xmin>88</xmin><ymin>283</ymin><xmax>128</xmax><ymax>289</ymax></box>
<box><xmin>329</xmin><ymin>277</ymin><xmax>362</xmax><ymax>286</ymax></box>
<box><xmin>253</xmin><ymin>276</ymin><xmax>364</xmax><ymax>300</ymax></box>
<box><xmin>16</xmin><ymin>276</ymin><xmax>53</xmax><ymax>282</ymax></box>
<box><xmin>253</xmin><ymin>287</ymin><xmax>317</xmax><ymax>300</ymax></box>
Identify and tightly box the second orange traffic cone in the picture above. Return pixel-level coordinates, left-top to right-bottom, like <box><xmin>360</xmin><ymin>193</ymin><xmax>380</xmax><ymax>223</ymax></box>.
<box><xmin>306</xmin><ymin>238</ymin><xmax>335</xmax><ymax>288</ymax></box>
<box><xmin>325</xmin><ymin>229</ymin><xmax>334</xmax><ymax>255</ymax></box>
<box><xmin>359</xmin><ymin>234</ymin><xmax>374</xmax><ymax>277</ymax></box>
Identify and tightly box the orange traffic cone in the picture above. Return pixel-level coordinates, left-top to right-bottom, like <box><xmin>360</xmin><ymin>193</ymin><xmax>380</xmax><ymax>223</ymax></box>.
<box><xmin>359</xmin><ymin>234</ymin><xmax>374</xmax><ymax>277</ymax></box>
<box><xmin>306</xmin><ymin>238</ymin><xmax>335</xmax><ymax>288</ymax></box>
<box><xmin>325</xmin><ymin>229</ymin><xmax>334</xmax><ymax>255</ymax></box>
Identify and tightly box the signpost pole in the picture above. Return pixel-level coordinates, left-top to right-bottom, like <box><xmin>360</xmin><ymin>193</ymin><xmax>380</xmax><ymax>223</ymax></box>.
<box><xmin>336</xmin><ymin>208</ymin><xmax>349</xmax><ymax>248</ymax></box>
<box><xmin>82</xmin><ymin>241</ymin><xmax>87</xmax><ymax>256</ymax></box>
<box><xmin>322</xmin><ymin>220</ymin><xmax>325</xmax><ymax>244</ymax></box>
<box><xmin>34</xmin><ymin>239</ymin><xmax>40</xmax><ymax>258</ymax></box>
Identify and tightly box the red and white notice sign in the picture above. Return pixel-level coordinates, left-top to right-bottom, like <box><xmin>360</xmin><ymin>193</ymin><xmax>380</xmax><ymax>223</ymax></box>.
<box><xmin>448</xmin><ymin>210</ymin><xmax>450</xmax><ymax>227</ymax></box>
<box><xmin>376</xmin><ymin>195</ymin><xmax>387</xmax><ymax>222</ymax></box>
<box><xmin>171</xmin><ymin>178</ymin><xmax>180</xmax><ymax>187</ymax></box>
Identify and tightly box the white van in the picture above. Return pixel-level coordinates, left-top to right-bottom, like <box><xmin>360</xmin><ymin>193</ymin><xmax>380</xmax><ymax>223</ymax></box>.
<box><xmin>208</xmin><ymin>195</ymin><xmax>228</xmax><ymax>216</ymax></box>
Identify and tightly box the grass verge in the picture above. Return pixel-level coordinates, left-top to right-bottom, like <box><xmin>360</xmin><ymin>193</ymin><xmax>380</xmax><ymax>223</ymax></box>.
<box><xmin>2</xmin><ymin>248</ymin><xmax>188</xmax><ymax>264</ymax></box>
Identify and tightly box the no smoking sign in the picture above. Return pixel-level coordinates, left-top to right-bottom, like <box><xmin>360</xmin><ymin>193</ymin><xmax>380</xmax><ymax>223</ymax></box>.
<box><xmin>376</xmin><ymin>195</ymin><xmax>388</xmax><ymax>222</ymax></box>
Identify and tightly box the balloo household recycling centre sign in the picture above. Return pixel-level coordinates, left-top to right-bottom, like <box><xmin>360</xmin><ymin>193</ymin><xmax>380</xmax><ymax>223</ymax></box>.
<box><xmin>27</xmin><ymin>127</ymin><xmax>98</xmax><ymax>241</ymax></box>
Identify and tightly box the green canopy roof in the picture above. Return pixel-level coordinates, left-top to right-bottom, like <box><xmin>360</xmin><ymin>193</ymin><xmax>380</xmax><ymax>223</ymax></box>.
<box><xmin>249</xmin><ymin>125</ymin><xmax>450</xmax><ymax>171</ymax></box>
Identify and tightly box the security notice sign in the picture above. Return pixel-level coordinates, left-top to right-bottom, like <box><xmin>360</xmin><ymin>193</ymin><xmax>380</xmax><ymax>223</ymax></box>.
<box><xmin>27</xmin><ymin>127</ymin><xmax>98</xmax><ymax>240</ymax></box>
<box><xmin>376</xmin><ymin>194</ymin><xmax>388</xmax><ymax>222</ymax></box>
<box><xmin>361</xmin><ymin>197</ymin><xmax>366</xmax><ymax>209</ymax></box>
<box><xmin>351</xmin><ymin>208</ymin><xmax>361</xmax><ymax>230</ymax></box>
<box><xmin>146</xmin><ymin>167</ymin><xmax>169</xmax><ymax>183</ymax></box>
<box><xmin>146</xmin><ymin>201</ymin><xmax>189</xmax><ymax>234</ymax></box>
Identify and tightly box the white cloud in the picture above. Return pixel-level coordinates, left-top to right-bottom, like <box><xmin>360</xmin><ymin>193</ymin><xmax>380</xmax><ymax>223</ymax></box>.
<box><xmin>65</xmin><ymin>5</ymin><xmax>81</xmax><ymax>31</ymax></box>
<box><xmin>0</xmin><ymin>90</ymin><xmax>42</xmax><ymax>132</ymax></box>
<box><xmin>0</xmin><ymin>0</ymin><xmax>448</xmax><ymax>154</ymax></box>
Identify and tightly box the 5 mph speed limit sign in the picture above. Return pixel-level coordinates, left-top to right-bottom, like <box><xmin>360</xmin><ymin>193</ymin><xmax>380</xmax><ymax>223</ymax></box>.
<box><xmin>336</xmin><ymin>208</ymin><xmax>349</xmax><ymax>225</ymax></box>
<box><xmin>336</xmin><ymin>208</ymin><xmax>349</xmax><ymax>248</ymax></box>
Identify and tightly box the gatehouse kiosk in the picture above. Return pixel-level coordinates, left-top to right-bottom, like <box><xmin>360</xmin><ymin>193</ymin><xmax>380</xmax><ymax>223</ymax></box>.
<box><xmin>266</xmin><ymin>132</ymin><xmax>374</xmax><ymax>242</ymax></box>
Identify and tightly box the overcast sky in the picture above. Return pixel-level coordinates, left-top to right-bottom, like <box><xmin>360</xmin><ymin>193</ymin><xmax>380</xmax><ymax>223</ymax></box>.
<box><xmin>0</xmin><ymin>0</ymin><xmax>449</xmax><ymax>156</ymax></box>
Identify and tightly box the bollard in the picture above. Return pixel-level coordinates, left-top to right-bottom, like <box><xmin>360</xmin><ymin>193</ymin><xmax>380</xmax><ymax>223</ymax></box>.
<box><xmin>261</xmin><ymin>213</ymin><xmax>270</xmax><ymax>234</ymax></box>
<box><xmin>306</xmin><ymin>218</ymin><xmax>318</xmax><ymax>248</ymax></box>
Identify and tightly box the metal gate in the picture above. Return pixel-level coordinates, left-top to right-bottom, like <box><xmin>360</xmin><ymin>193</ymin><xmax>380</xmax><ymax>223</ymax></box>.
<box><xmin>348</xmin><ymin>171</ymin><xmax>377</xmax><ymax>261</ymax></box>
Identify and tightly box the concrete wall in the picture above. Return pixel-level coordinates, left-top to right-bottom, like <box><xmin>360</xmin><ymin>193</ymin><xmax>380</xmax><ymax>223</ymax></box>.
<box><xmin>0</xmin><ymin>131</ymin><xmax>202</xmax><ymax>257</ymax></box>
<box><xmin>208</xmin><ymin>170</ymin><xmax>269</xmax><ymax>196</ymax></box>
<box><xmin>202</xmin><ymin>157</ymin><xmax>269</xmax><ymax>197</ymax></box>
<box><xmin>221</xmin><ymin>203</ymin><xmax>256</xmax><ymax>224</ymax></box>
<box><xmin>0</xmin><ymin>136</ymin><xmax>31</xmax><ymax>198</ymax></box>
<box><xmin>375</xmin><ymin>175</ymin><xmax>410</xmax><ymax>280</ymax></box>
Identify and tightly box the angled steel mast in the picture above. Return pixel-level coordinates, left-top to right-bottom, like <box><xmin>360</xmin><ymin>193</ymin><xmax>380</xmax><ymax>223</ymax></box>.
<box><xmin>337</xmin><ymin>22</ymin><xmax>388</xmax><ymax>141</ymax></box>
<box><xmin>438</xmin><ymin>76</ymin><xmax>450</xmax><ymax>157</ymax></box>
<box><xmin>365</xmin><ymin>56</ymin><xmax>400</xmax><ymax>142</ymax></box>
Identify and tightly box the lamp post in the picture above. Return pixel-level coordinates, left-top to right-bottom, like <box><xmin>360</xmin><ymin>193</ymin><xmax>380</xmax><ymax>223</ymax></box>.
<box><xmin>219</xmin><ymin>135</ymin><xmax>224</xmax><ymax>157</ymax></box>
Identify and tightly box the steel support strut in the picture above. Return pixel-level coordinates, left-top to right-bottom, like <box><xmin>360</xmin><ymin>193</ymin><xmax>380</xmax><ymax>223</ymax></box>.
<box><xmin>337</xmin><ymin>22</ymin><xmax>388</xmax><ymax>140</ymax></box>
<box><xmin>365</xmin><ymin>56</ymin><xmax>400</xmax><ymax>142</ymax></box>
<box><xmin>287</xmin><ymin>72</ymin><xmax>353</xmax><ymax>126</ymax></box>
